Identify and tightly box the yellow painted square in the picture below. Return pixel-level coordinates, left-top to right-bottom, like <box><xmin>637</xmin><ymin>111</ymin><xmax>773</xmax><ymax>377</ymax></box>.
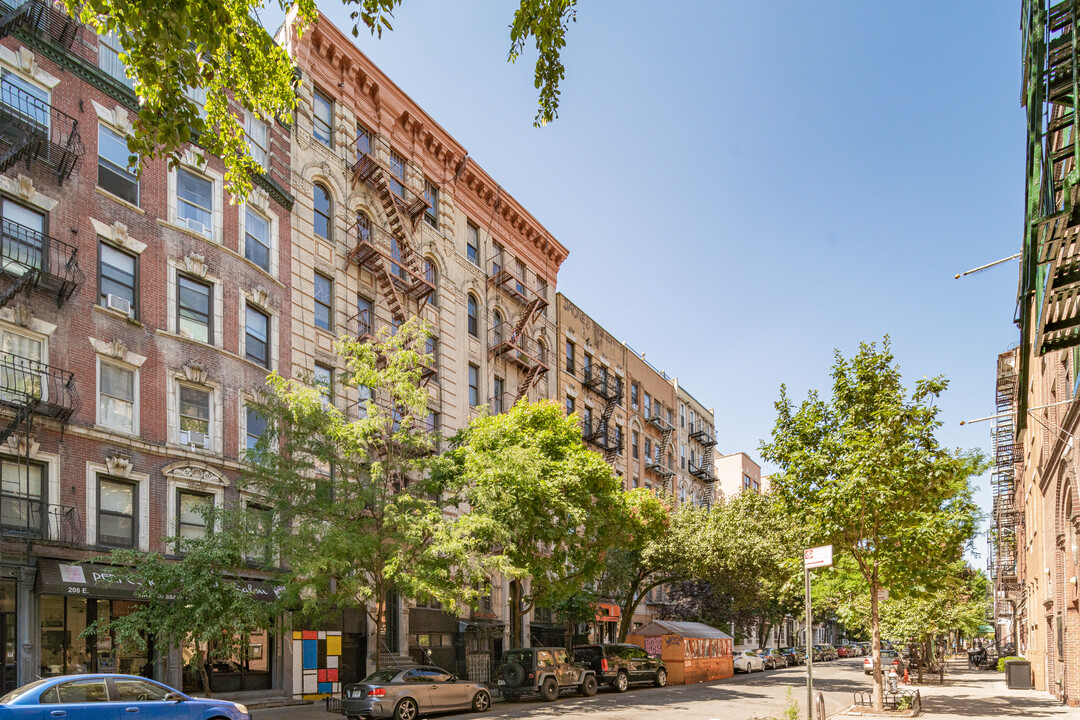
<box><xmin>293</xmin><ymin>631</ymin><xmax>302</xmax><ymax>639</ymax></box>
<box><xmin>327</xmin><ymin>634</ymin><xmax>341</xmax><ymax>656</ymax></box>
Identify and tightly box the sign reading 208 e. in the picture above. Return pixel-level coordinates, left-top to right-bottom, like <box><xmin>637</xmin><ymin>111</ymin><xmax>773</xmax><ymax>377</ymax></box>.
<box><xmin>804</xmin><ymin>545</ymin><xmax>833</xmax><ymax>569</ymax></box>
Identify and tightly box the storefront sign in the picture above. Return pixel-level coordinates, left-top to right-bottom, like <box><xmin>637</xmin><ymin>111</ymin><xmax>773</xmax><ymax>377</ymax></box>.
<box><xmin>38</xmin><ymin>560</ymin><xmax>283</xmax><ymax>602</ymax></box>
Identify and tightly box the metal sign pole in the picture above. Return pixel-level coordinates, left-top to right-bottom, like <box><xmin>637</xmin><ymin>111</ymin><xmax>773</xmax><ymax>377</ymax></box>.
<box><xmin>805</xmin><ymin>565</ymin><xmax>813</xmax><ymax>719</ymax></box>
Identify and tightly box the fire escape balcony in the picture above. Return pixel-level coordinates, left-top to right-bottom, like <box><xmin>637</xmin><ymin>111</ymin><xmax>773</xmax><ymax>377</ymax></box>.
<box><xmin>0</xmin><ymin>354</ymin><xmax>78</xmax><ymax>443</ymax></box>
<box><xmin>583</xmin><ymin>368</ymin><xmax>622</xmax><ymax>403</ymax></box>
<box><xmin>348</xmin><ymin>309</ymin><xmax>436</xmax><ymax>385</ymax></box>
<box><xmin>1</xmin><ymin>499</ymin><xmax>83</xmax><ymax>545</ymax></box>
<box><xmin>487</xmin><ymin>252</ymin><xmax>549</xmax><ymax>315</ymax></box>
<box><xmin>689</xmin><ymin>457</ymin><xmax>715</xmax><ymax>483</ymax></box>
<box><xmin>351</xmin><ymin>151</ymin><xmax>430</xmax><ymax>225</ymax></box>
<box><xmin>646</xmin><ymin>412</ymin><xmax>673</xmax><ymax>433</ymax></box>
<box><xmin>645</xmin><ymin>451</ymin><xmax>673</xmax><ymax>479</ymax></box>
<box><xmin>0</xmin><ymin>79</ymin><xmax>83</xmax><ymax>184</ymax></box>
<box><xmin>488</xmin><ymin>325</ymin><xmax>548</xmax><ymax>373</ymax></box>
<box><xmin>0</xmin><ymin>218</ymin><xmax>82</xmax><ymax>309</ymax></box>
<box><xmin>581</xmin><ymin>418</ymin><xmax>621</xmax><ymax>454</ymax></box>
<box><xmin>347</xmin><ymin>220</ymin><xmax>434</xmax><ymax>305</ymax></box>
<box><xmin>689</xmin><ymin>420</ymin><xmax>716</xmax><ymax>448</ymax></box>
<box><xmin>0</xmin><ymin>0</ymin><xmax>80</xmax><ymax>50</ymax></box>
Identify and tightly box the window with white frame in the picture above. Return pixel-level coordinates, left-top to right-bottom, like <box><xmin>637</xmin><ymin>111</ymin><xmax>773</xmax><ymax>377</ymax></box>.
<box><xmin>423</xmin><ymin>180</ymin><xmax>438</xmax><ymax>228</ymax></box>
<box><xmin>245</xmin><ymin>405</ymin><xmax>267</xmax><ymax>453</ymax></box>
<box><xmin>244</xmin><ymin>207</ymin><xmax>270</xmax><ymax>272</ymax></box>
<box><xmin>177</xmin><ymin>489</ymin><xmax>213</xmax><ymax>539</ymax></box>
<box><xmin>98</xmin><ymin>360</ymin><xmax>135</xmax><ymax>434</ymax></box>
<box><xmin>0</xmin><ymin>328</ymin><xmax>42</xmax><ymax>405</ymax></box>
<box><xmin>98</xmin><ymin>124</ymin><xmax>139</xmax><ymax>205</ymax></box>
<box><xmin>178</xmin><ymin>384</ymin><xmax>211</xmax><ymax>448</ymax></box>
<box><xmin>314</xmin><ymin>272</ymin><xmax>332</xmax><ymax>332</ymax></box>
<box><xmin>0</xmin><ymin>70</ymin><xmax>48</xmax><ymax>132</ymax></box>
<box><xmin>245</xmin><ymin>113</ymin><xmax>268</xmax><ymax>169</ymax></box>
<box><xmin>244</xmin><ymin>305</ymin><xmax>270</xmax><ymax>368</ymax></box>
<box><xmin>312</xmin><ymin>89</ymin><xmax>333</xmax><ymax>146</ymax></box>
<box><xmin>176</xmin><ymin>168</ymin><xmax>213</xmax><ymax>238</ymax></box>
<box><xmin>184</xmin><ymin>84</ymin><xmax>207</xmax><ymax>119</ymax></box>
<box><xmin>98</xmin><ymin>477</ymin><xmax>136</xmax><ymax>548</ymax></box>
<box><xmin>177</xmin><ymin>275</ymin><xmax>212</xmax><ymax>343</ymax></box>
<box><xmin>99</xmin><ymin>241</ymin><xmax>137</xmax><ymax>318</ymax></box>
<box><xmin>98</xmin><ymin>31</ymin><xmax>133</xmax><ymax>89</ymax></box>
<box><xmin>1</xmin><ymin>196</ymin><xmax>45</xmax><ymax>278</ymax></box>
<box><xmin>0</xmin><ymin>458</ymin><xmax>43</xmax><ymax>534</ymax></box>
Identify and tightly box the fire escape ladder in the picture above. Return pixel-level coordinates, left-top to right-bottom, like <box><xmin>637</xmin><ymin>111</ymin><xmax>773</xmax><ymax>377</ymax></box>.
<box><xmin>0</xmin><ymin>0</ymin><xmax>41</xmax><ymax>41</ymax></box>
<box><xmin>0</xmin><ymin>398</ymin><xmax>32</xmax><ymax>446</ymax></box>
<box><xmin>514</xmin><ymin>363</ymin><xmax>543</xmax><ymax>404</ymax></box>
<box><xmin>375</xmin><ymin>265</ymin><xmax>406</xmax><ymax>323</ymax></box>
<box><xmin>0</xmin><ymin>267</ymin><xmax>36</xmax><ymax>310</ymax></box>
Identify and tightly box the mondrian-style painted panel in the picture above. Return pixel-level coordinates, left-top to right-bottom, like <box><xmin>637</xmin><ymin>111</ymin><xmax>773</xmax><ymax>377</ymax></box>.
<box><xmin>291</xmin><ymin>630</ymin><xmax>343</xmax><ymax>699</ymax></box>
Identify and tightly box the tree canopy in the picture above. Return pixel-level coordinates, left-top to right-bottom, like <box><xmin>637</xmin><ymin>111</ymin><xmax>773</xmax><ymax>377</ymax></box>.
<box><xmin>64</xmin><ymin>0</ymin><xmax>578</xmax><ymax>199</ymax></box>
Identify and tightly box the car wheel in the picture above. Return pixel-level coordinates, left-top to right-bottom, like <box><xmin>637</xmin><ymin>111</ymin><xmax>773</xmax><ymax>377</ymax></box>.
<box><xmin>540</xmin><ymin>677</ymin><xmax>559</xmax><ymax>702</ymax></box>
<box><xmin>614</xmin><ymin>670</ymin><xmax>629</xmax><ymax>693</ymax></box>
<box><xmin>655</xmin><ymin>668</ymin><xmax>667</xmax><ymax>688</ymax></box>
<box><xmin>472</xmin><ymin>690</ymin><xmax>491</xmax><ymax>712</ymax></box>
<box><xmin>394</xmin><ymin>698</ymin><xmax>418</xmax><ymax>720</ymax></box>
<box><xmin>579</xmin><ymin>674</ymin><xmax>597</xmax><ymax>697</ymax></box>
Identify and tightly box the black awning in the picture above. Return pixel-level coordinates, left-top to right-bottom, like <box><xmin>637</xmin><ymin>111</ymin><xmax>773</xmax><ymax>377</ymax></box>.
<box><xmin>37</xmin><ymin>559</ymin><xmax>283</xmax><ymax>602</ymax></box>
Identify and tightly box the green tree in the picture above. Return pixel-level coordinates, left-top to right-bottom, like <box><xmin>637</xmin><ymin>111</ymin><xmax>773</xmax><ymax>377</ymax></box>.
<box><xmin>83</xmin><ymin>509</ymin><xmax>273</xmax><ymax>697</ymax></box>
<box><xmin>63</xmin><ymin>0</ymin><xmax>578</xmax><ymax>199</ymax></box>
<box><xmin>760</xmin><ymin>338</ymin><xmax>984</xmax><ymax>710</ymax></box>
<box><xmin>440</xmin><ymin>399</ymin><xmax>624</xmax><ymax>647</ymax></box>
<box><xmin>243</xmin><ymin>318</ymin><xmax>486</xmax><ymax>667</ymax></box>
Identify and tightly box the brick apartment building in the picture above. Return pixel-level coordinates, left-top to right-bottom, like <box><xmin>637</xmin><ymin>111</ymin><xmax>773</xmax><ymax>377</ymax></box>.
<box><xmin>0</xmin><ymin>0</ymin><xmax>294</xmax><ymax>698</ymax></box>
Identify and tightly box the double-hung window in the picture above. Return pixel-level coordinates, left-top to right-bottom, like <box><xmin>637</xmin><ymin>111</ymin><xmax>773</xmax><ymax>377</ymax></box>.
<box><xmin>98</xmin><ymin>31</ymin><xmax>133</xmax><ymax>89</ymax></box>
<box><xmin>467</xmin><ymin>295</ymin><xmax>478</xmax><ymax>338</ymax></box>
<box><xmin>245</xmin><ymin>306</ymin><xmax>270</xmax><ymax>368</ymax></box>
<box><xmin>1</xmin><ymin>197</ymin><xmax>45</xmax><ymax>278</ymax></box>
<box><xmin>177</xmin><ymin>168</ymin><xmax>213</xmax><ymax>238</ymax></box>
<box><xmin>177</xmin><ymin>490</ymin><xmax>212</xmax><ymax>539</ymax></box>
<box><xmin>179</xmin><ymin>385</ymin><xmax>210</xmax><ymax>447</ymax></box>
<box><xmin>1</xmin><ymin>70</ymin><xmax>48</xmax><ymax>133</ymax></box>
<box><xmin>99</xmin><ymin>242</ymin><xmax>137</xmax><ymax>317</ymax></box>
<box><xmin>493</xmin><ymin>377</ymin><xmax>504</xmax><ymax>414</ymax></box>
<box><xmin>466</xmin><ymin>223</ymin><xmax>480</xmax><ymax>266</ymax></box>
<box><xmin>245</xmin><ymin>114</ymin><xmax>268</xmax><ymax>168</ymax></box>
<box><xmin>424</xmin><ymin>181</ymin><xmax>438</xmax><ymax>228</ymax></box>
<box><xmin>468</xmin><ymin>364</ymin><xmax>479</xmax><ymax>407</ymax></box>
<box><xmin>565</xmin><ymin>340</ymin><xmax>575</xmax><ymax>374</ymax></box>
<box><xmin>245</xmin><ymin>405</ymin><xmax>267</xmax><ymax>452</ymax></box>
<box><xmin>98</xmin><ymin>125</ymin><xmax>139</xmax><ymax>205</ymax></box>
<box><xmin>314</xmin><ymin>364</ymin><xmax>333</xmax><ymax>406</ymax></box>
<box><xmin>244</xmin><ymin>207</ymin><xmax>270</xmax><ymax>272</ymax></box>
<box><xmin>98</xmin><ymin>478</ymin><xmax>136</xmax><ymax>547</ymax></box>
<box><xmin>314</xmin><ymin>185</ymin><xmax>331</xmax><ymax>241</ymax></box>
<box><xmin>0</xmin><ymin>459</ymin><xmax>42</xmax><ymax>535</ymax></box>
<box><xmin>314</xmin><ymin>273</ymin><xmax>333</xmax><ymax>331</ymax></box>
<box><xmin>356</xmin><ymin>124</ymin><xmax>371</xmax><ymax>158</ymax></box>
<box><xmin>388</xmin><ymin>150</ymin><xmax>406</xmax><ymax>199</ymax></box>
<box><xmin>98</xmin><ymin>361</ymin><xmax>134</xmax><ymax>433</ymax></box>
<box><xmin>177</xmin><ymin>275</ymin><xmax>212</xmax><ymax>343</ymax></box>
<box><xmin>313</xmin><ymin>89</ymin><xmax>333</xmax><ymax>147</ymax></box>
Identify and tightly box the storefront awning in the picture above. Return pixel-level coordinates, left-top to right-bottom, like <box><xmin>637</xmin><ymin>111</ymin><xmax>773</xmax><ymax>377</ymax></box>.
<box><xmin>37</xmin><ymin>559</ymin><xmax>283</xmax><ymax>602</ymax></box>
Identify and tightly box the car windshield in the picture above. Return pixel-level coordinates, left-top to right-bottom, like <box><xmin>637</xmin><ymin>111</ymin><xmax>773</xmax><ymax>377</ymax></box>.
<box><xmin>573</xmin><ymin>647</ymin><xmax>603</xmax><ymax>661</ymax></box>
<box><xmin>362</xmin><ymin>670</ymin><xmax>400</xmax><ymax>685</ymax></box>
<box><xmin>0</xmin><ymin>679</ymin><xmax>49</xmax><ymax>704</ymax></box>
<box><xmin>503</xmin><ymin>650</ymin><xmax>534</xmax><ymax>668</ymax></box>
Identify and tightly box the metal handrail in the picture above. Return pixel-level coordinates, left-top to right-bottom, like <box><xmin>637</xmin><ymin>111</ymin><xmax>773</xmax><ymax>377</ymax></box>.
<box><xmin>0</xmin><ymin>353</ymin><xmax>78</xmax><ymax>420</ymax></box>
<box><xmin>488</xmin><ymin>325</ymin><xmax>548</xmax><ymax>367</ymax></box>
<box><xmin>581</xmin><ymin>418</ymin><xmax>621</xmax><ymax>452</ymax></box>
<box><xmin>583</xmin><ymin>367</ymin><xmax>622</xmax><ymax>401</ymax></box>
<box><xmin>0</xmin><ymin>78</ymin><xmax>83</xmax><ymax>179</ymax></box>
<box><xmin>0</xmin><ymin>217</ymin><xmax>83</xmax><ymax>302</ymax></box>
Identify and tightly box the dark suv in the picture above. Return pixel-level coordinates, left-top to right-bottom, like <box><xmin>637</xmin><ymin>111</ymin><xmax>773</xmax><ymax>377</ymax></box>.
<box><xmin>498</xmin><ymin>647</ymin><xmax>598</xmax><ymax>702</ymax></box>
<box><xmin>572</xmin><ymin>643</ymin><xmax>668</xmax><ymax>693</ymax></box>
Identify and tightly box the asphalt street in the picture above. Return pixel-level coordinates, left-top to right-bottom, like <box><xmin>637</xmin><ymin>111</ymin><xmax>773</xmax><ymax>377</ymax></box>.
<box><xmin>253</xmin><ymin>657</ymin><xmax>870</xmax><ymax>720</ymax></box>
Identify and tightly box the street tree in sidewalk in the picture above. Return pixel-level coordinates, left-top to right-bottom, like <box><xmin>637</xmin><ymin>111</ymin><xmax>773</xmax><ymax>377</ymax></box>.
<box><xmin>82</xmin><ymin>508</ymin><xmax>273</xmax><ymax>697</ymax></box>
<box><xmin>760</xmin><ymin>338</ymin><xmax>984</xmax><ymax>711</ymax></box>
<box><xmin>64</xmin><ymin>0</ymin><xmax>579</xmax><ymax>200</ymax></box>
<box><xmin>242</xmin><ymin>318</ymin><xmax>487</xmax><ymax>667</ymax></box>
<box><xmin>439</xmin><ymin>399</ymin><xmax>625</xmax><ymax>648</ymax></box>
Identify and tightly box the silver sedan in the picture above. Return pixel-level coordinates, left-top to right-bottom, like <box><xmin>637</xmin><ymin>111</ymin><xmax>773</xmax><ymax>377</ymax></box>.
<box><xmin>341</xmin><ymin>665</ymin><xmax>492</xmax><ymax>720</ymax></box>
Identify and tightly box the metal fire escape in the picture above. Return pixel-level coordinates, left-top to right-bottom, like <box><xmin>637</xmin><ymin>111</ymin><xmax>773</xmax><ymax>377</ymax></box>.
<box><xmin>583</xmin><ymin>365</ymin><xmax>622</xmax><ymax>463</ymax></box>
<box><xmin>689</xmin><ymin>419</ymin><xmax>717</xmax><ymax>503</ymax></box>
<box><xmin>0</xmin><ymin>0</ymin><xmax>80</xmax><ymax>52</ymax></box>
<box><xmin>990</xmin><ymin>350</ymin><xmax>1023</xmax><ymax>640</ymax></box>
<box><xmin>644</xmin><ymin>405</ymin><xmax>674</xmax><ymax>488</ymax></box>
<box><xmin>487</xmin><ymin>251</ymin><xmax>549</xmax><ymax>403</ymax></box>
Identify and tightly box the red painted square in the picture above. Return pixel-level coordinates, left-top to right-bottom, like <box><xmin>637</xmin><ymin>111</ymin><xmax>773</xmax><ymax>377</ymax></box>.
<box><xmin>318</xmin><ymin>669</ymin><xmax>327</xmax><ymax>682</ymax></box>
<box><xmin>328</xmin><ymin>669</ymin><xmax>338</xmax><ymax>682</ymax></box>
<box><xmin>302</xmin><ymin>631</ymin><xmax>318</xmax><ymax>640</ymax></box>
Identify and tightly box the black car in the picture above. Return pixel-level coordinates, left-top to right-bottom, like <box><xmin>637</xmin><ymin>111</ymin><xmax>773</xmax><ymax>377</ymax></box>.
<box><xmin>572</xmin><ymin>643</ymin><xmax>668</xmax><ymax>692</ymax></box>
<box><xmin>498</xmin><ymin>647</ymin><xmax>598</xmax><ymax>701</ymax></box>
<box><xmin>778</xmin><ymin>647</ymin><xmax>805</xmax><ymax>666</ymax></box>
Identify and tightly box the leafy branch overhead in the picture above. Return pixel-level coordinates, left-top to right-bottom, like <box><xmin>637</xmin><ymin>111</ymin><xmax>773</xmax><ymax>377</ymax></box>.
<box><xmin>68</xmin><ymin>0</ymin><xmax>578</xmax><ymax>200</ymax></box>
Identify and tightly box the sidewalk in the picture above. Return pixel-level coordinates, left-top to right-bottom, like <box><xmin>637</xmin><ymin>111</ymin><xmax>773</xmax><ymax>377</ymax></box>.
<box><xmin>836</xmin><ymin>662</ymin><xmax>1079</xmax><ymax>719</ymax></box>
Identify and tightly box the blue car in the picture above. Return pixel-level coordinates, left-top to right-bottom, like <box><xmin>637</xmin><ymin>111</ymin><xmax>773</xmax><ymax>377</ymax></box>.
<box><xmin>0</xmin><ymin>674</ymin><xmax>251</xmax><ymax>719</ymax></box>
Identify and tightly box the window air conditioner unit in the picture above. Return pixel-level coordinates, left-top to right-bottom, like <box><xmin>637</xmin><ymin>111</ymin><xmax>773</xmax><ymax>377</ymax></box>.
<box><xmin>181</xmin><ymin>430</ymin><xmax>207</xmax><ymax>448</ymax></box>
<box><xmin>182</xmin><ymin>217</ymin><xmax>212</xmax><ymax>239</ymax></box>
<box><xmin>105</xmin><ymin>293</ymin><xmax>132</xmax><ymax>316</ymax></box>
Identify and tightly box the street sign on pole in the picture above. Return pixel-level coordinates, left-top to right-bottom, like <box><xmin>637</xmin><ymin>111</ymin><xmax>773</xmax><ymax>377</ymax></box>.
<box><xmin>877</xmin><ymin>588</ymin><xmax>889</xmax><ymax>602</ymax></box>
<box><xmin>804</xmin><ymin>545</ymin><xmax>833</xmax><ymax>569</ymax></box>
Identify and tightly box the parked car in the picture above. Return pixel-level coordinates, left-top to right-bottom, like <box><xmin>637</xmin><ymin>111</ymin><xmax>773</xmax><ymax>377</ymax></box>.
<box><xmin>759</xmin><ymin>648</ymin><xmax>788</xmax><ymax>669</ymax></box>
<box><xmin>498</xmin><ymin>647</ymin><xmax>598</xmax><ymax>702</ymax></box>
<box><xmin>836</xmin><ymin>646</ymin><xmax>849</xmax><ymax>658</ymax></box>
<box><xmin>572</xmin><ymin>643</ymin><xmax>667</xmax><ymax>692</ymax></box>
<box><xmin>342</xmin><ymin>665</ymin><xmax>490</xmax><ymax>720</ymax></box>
<box><xmin>864</xmin><ymin>650</ymin><xmax>902</xmax><ymax>676</ymax></box>
<box><xmin>733</xmin><ymin>650</ymin><xmax>765</xmax><ymax>673</ymax></box>
<box><xmin>778</xmin><ymin>647</ymin><xmax>805</xmax><ymax>666</ymax></box>
<box><xmin>813</xmin><ymin>644</ymin><xmax>838</xmax><ymax>662</ymax></box>
<box><xmin>0</xmin><ymin>674</ymin><xmax>251</xmax><ymax>719</ymax></box>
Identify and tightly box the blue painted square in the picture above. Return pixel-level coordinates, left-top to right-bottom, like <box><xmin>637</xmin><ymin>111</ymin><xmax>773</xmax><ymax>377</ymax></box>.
<box><xmin>303</xmin><ymin>639</ymin><xmax>318</xmax><ymax>669</ymax></box>
<box><xmin>318</xmin><ymin>682</ymin><xmax>332</xmax><ymax>693</ymax></box>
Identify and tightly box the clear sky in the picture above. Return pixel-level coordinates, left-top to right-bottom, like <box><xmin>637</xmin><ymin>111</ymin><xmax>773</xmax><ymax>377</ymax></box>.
<box><xmin>295</xmin><ymin>1</ymin><xmax>1022</xmax><ymax>562</ymax></box>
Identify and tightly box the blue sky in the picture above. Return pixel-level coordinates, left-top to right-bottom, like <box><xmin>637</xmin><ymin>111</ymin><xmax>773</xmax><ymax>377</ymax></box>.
<box><xmin>299</xmin><ymin>1</ymin><xmax>1021</xmax><ymax>561</ymax></box>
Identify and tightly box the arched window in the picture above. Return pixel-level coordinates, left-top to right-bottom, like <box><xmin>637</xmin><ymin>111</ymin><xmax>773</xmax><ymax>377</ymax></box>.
<box><xmin>355</xmin><ymin>211</ymin><xmax>371</xmax><ymax>245</ymax></box>
<box><xmin>313</xmin><ymin>184</ymin><xmax>332</xmax><ymax>241</ymax></box>
<box><xmin>538</xmin><ymin>337</ymin><xmax>548</xmax><ymax>365</ymax></box>
<box><xmin>424</xmin><ymin>257</ymin><xmax>438</xmax><ymax>305</ymax></box>
<box><xmin>467</xmin><ymin>294</ymin><xmax>479</xmax><ymax>338</ymax></box>
<box><xmin>493</xmin><ymin>310</ymin><xmax>504</xmax><ymax>343</ymax></box>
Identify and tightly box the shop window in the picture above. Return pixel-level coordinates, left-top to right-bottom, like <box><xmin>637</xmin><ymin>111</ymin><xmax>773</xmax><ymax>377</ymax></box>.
<box><xmin>41</xmin><ymin>596</ymin><xmax>152</xmax><ymax>678</ymax></box>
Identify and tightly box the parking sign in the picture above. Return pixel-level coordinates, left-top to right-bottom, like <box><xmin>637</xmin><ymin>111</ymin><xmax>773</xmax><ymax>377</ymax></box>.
<box><xmin>804</xmin><ymin>545</ymin><xmax>833</xmax><ymax>569</ymax></box>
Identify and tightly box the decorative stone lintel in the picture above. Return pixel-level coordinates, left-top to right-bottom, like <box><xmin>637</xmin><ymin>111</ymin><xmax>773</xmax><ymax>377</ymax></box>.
<box><xmin>4</xmin><ymin>433</ymin><xmax>38</xmax><ymax>459</ymax></box>
<box><xmin>184</xmin><ymin>253</ymin><xmax>208</xmax><ymax>278</ymax></box>
<box><xmin>182</xmin><ymin>362</ymin><xmax>208</xmax><ymax>384</ymax></box>
<box><xmin>90</xmin><ymin>217</ymin><xmax>147</xmax><ymax>255</ymax></box>
<box><xmin>105</xmin><ymin>452</ymin><xmax>133</xmax><ymax>479</ymax></box>
<box><xmin>161</xmin><ymin>460</ymin><xmax>230</xmax><ymax>488</ymax></box>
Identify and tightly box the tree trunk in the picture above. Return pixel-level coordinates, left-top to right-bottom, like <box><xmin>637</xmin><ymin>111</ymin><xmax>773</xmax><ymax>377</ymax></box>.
<box><xmin>198</xmin><ymin>642</ymin><xmax>213</xmax><ymax>699</ymax></box>
<box><xmin>374</xmin><ymin>596</ymin><xmax>384</xmax><ymax>671</ymax></box>
<box><xmin>509</xmin><ymin>582</ymin><xmax>522</xmax><ymax>649</ymax></box>
<box><xmin>870</xmin><ymin>580</ymin><xmax>883</xmax><ymax>711</ymax></box>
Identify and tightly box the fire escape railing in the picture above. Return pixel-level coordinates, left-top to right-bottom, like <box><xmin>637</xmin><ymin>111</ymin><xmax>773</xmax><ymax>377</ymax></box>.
<box><xmin>347</xmin><ymin>220</ymin><xmax>434</xmax><ymax>306</ymax></box>
<box><xmin>351</xmin><ymin>151</ymin><xmax>429</xmax><ymax>227</ymax></box>
<box><xmin>0</xmin><ymin>217</ymin><xmax>82</xmax><ymax>309</ymax></box>
<box><xmin>581</xmin><ymin>418</ymin><xmax>621</xmax><ymax>454</ymax></box>
<box><xmin>1</xmin><ymin>499</ymin><xmax>82</xmax><ymax>544</ymax></box>
<box><xmin>0</xmin><ymin>0</ymin><xmax>80</xmax><ymax>51</ymax></box>
<box><xmin>689</xmin><ymin>456</ymin><xmax>715</xmax><ymax>483</ymax></box>
<box><xmin>487</xmin><ymin>251</ymin><xmax>549</xmax><ymax>315</ymax></box>
<box><xmin>583</xmin><ymin>368</ymin><xmax>622</xmax><ymax>402</ymax></box>
<box><xmin>488</xmin><ymin>324</ymin><xmax>548</xmax><ymax>372</ymax></box>
<box><xmin>0</xmin><ymin>353</ymin><xmax>78</xmax><ymax>444</ymax></box>
<box><xmin>689</xmin><ymin>420</ymin><xmax>716</xmax><ymax>448</ymax></box>
<box><xmin>0</xmin><ymin>79</ymin><xmax>83</xmax><ymax>184</ymax></box>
